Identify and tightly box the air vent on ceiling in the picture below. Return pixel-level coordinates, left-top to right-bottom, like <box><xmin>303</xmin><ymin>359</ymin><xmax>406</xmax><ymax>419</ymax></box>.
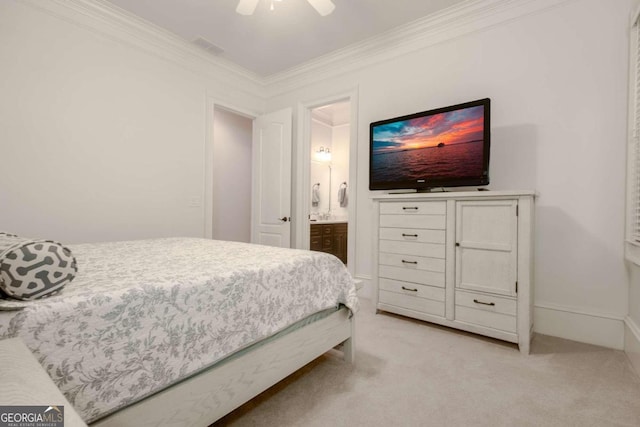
<box><xmin>192</xmin><ymin>37</ymin><xmax>225</xmax><ymax>56</ymax></box>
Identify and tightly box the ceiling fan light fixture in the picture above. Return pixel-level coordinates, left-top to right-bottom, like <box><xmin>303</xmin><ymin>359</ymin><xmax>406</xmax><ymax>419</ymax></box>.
<box><xmin>236</xmin><ymin>0</ymin><xmax>334</xmax><ymax>16</ymax></box>
<box><xmin>307</xmin><ymin>0</ymin><xmax>335</xmax><ymax>16</ymax></box>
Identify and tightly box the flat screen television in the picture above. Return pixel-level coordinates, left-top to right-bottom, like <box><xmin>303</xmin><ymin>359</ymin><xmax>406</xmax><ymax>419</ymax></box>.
<box><xmin>369</xmin><ymin>98</ymin><xmax>490</xmax><ymax>191</ymax></box>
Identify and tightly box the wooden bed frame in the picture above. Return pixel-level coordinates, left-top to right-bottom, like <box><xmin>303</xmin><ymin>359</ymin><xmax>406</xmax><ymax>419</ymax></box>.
<box><xmin>91</xmin><ymin>307</ymin><xmax>355</xmax><ymax>427</ymax></box>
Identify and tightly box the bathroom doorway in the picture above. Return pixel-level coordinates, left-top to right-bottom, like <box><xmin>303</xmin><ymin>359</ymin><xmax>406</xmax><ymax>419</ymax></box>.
<box><xmin>309</xmin><ymin>101</ymin><xmax>350</xmax><ymax>263</ymax></box>
<box><xmin>296</xmin><ymin>90</ymin><xmax>357</xmax><ymax>271</ymax></box>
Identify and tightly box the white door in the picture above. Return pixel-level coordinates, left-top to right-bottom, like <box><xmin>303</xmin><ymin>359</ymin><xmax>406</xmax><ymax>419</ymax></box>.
<box><xmin>251</xmin><ymin>108</ymin><xmax>292</xmax><ymax>247</ymax></box>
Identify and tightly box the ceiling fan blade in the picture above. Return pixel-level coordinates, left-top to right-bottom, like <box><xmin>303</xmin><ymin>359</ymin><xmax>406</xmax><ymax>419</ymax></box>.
<box><xmin>236</xmin><ymin>0</ymin><xmax>259</xmax><ymax>15</ymax></box>
<box><xmin>307</xmin><ymin>0</ymin><xmax>335</xmax><ymax>16</ymax></box>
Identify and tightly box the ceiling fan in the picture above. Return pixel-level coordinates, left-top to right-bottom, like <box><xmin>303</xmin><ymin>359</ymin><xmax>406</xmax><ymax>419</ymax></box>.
<box><xmin>236</xmin><ymin>0</ymin><xmax>336</xmax><ymax>16</ymax></box>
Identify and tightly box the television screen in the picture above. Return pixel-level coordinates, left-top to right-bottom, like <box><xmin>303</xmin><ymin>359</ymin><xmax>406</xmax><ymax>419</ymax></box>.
<box><xmin>369</xmin><ymin>98</ymin><xmax>490</xmax><ymax>191</ymax></box>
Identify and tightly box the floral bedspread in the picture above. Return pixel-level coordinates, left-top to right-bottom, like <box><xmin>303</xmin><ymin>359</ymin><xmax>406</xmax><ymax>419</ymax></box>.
<box><xmin>0</xmin><ymin>238</ymin><xmax>358</xmax><ymax>422</ymax></box>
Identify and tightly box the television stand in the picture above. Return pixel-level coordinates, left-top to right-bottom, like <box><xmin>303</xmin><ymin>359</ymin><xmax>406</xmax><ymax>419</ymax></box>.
<box><xmin>370</xmin><ymin>190</ymin><xmax>535</xmax><ymax>354</ymax></box>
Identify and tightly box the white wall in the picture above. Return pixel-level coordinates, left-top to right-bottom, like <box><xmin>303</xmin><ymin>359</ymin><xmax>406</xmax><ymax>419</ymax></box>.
<box><xmin>331</xmin><ymin>124</ymin><xmax>350</xmax><ymax>219</ymax></box>
<box><xmin>267</xmin><ymin>0</ymin><xmax>634</xmax><ymax>348</ymax></box>
<box><xmin>212</xmin><ymin>107</ymin><xmax>252</xmax><ymax>243</ymax></box>
<box><xmin>0</xmin><ymin>0</ymin><xmax>263</xmax><ymax>243</ymax></box>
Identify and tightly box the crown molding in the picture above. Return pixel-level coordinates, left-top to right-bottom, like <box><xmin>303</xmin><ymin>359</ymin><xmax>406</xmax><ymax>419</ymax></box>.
<box><xmin>263</xmin><ymin>0</ymin><xmax>573</xmax><ymax>97</ymax></box>
<box><xmin>18</xmin><ymin>0</ymin><xmax>267</xmax><ymax>105</ymax></box>
<box><xmin>311</xmin><ymin>110</ymin><xmax>333</xmax><ymax>128</ymax></box>
<box><xmin>16</xmin><ymin>0</ymin><xmax>573</xmax><ymax>103</ymax></box>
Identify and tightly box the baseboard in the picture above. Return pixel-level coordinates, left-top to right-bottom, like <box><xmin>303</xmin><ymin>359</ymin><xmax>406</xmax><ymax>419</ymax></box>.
<box><xmin>534</xmin><ymin>303</ymin><xmax>625</xmax><ymax>350</ymax></box>
<box><xmin>625</xmin><ymin>317</ymin><xmax>640</xmax><ymax>376</ymax></box>
<box><xmin>360</xmin><ymin>285</ymin><xmax>626</xmax><ymax>350</ymax></box>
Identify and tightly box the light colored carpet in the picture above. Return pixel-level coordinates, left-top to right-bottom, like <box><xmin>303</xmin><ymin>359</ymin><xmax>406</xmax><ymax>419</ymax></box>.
<box><xmin>214</xmin><ymin>298</ymin><xmax>640</xmax><ymax>426</ymax></box>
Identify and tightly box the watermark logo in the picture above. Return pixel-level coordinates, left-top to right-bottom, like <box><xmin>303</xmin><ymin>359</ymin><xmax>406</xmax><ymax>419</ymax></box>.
<box><xmin>0</xmin><ymin>405</ymin><xmax>64</xmax><ymax>427</ymax></box>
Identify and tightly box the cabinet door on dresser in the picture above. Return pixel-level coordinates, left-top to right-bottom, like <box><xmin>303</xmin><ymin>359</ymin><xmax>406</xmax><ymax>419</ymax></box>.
<box><xmin>377</xmin><ymin>201</ymin><xmax>447</xmax><ymax>318</ymax></box>
<box><xmin>454</xmin><ymin>200</ymin><xmax>518</xmax><ymax>335</ymax></box>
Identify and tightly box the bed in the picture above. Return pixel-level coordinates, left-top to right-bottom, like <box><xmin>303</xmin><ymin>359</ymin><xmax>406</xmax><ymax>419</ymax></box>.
<box><xmin>0</xmin><ymin>237</ymin><xmax>358</xmax><ymax>426</ymax></box>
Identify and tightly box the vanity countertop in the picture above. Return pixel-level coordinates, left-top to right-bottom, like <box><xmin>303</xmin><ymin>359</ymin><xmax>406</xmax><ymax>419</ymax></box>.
<box><xmin>309</xmin><ymin>219</ymin><xmax>348</xmax><ymax>224</ymax></box>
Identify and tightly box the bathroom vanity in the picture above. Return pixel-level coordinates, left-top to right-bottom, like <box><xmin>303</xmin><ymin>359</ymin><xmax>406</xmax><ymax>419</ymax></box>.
<box><xmin>310</xmin><ymin>221</ymin><xmax>347</xmax><ymax>264</ymax></box>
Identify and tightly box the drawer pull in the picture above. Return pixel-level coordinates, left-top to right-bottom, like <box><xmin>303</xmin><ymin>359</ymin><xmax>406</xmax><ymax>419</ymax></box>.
<box><xmin>401</xmin><ymin>286</ymin><xmax>418</xmax><ymax>292</ymax></box>
<box><xmin>402</xmin><ymin>206</ymin><xmax>419</xmax><ymax>210</ymax></box>
<box><xmin>402</xmin><ymin>233</ymin><xmax>418</xmax><ymax>237</ymax></box>
<box><xmin>473</xmin><ymin>299</ymin><xmax>495</xmax><ymax>306</ymax></box>
<box><xmin>401</xmin><ymin>260</ymin><xmax>418</xmax><ymax>265</ymax></box>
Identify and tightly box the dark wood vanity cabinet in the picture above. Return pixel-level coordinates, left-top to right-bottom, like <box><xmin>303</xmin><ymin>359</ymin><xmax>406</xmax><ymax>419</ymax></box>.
<box><xmin>310</xmin><ymin>223</ymin><xmax>347</xmax><ymax>264</ymax></box>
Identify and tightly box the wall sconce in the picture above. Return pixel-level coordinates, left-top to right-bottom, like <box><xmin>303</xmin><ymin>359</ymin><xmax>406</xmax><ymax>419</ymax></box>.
<box><xmin>315</xmin><ymin>146</ymin><xmax>332</xmax><ymax>162</ymax></box>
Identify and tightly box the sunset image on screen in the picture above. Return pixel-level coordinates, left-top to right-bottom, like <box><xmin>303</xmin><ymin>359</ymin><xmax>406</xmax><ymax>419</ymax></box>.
<box><xmin>370</xmin><ymin>104</ymin><xmax>486</xmax><ymax>184</ymax></box>
<box><xmin>372</xmin><ymin>105</ymin><xmax>485</xmax><ymax>155</ymax></box>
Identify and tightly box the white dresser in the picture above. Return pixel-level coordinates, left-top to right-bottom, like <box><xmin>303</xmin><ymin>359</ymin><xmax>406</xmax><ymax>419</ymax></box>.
<box><xmin>372</xmin><ymin>191</ymin><xmax>534</xmax><ymax>354</ymax></box>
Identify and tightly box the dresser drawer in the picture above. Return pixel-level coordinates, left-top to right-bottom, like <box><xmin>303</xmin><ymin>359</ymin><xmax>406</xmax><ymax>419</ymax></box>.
<box><xmin>333</xmin><ymin>223</ymin><xmax>347</xmax><ymax>233</ymax></box>
<box><xmin>380</xmin><ymin>214</ymin><xmax>446</xmax><ymax>230</ymax></box>
<box><xmin>455</xmin><ymin>290</ymin><xmax>516</xmax><ymax>316</ymax></box>
<box><xmin>322</xmin><ymin>225</ymin><xmax>334</xmax><ymax>235</ymax></box>
<box><xmin>310</xmin><ymin>237</ymin><xmax>322</xmax><ymax>251</ymax></box>
<box><xmin>379</xmin><ymin>290</ymin><xmax>445</xmax><ymax>317</ymax></box>
<box><xmin>379</xmin><ymin>240</ymin><xmax>445</xmax><ymax>259</ymax></box>
<box><xmin>323</xmin><ymin>237</ymin><xmax>333</xmax><ymax>250</ymax></box>
<box><xmin>379</xmin><ymin>278</ymin><xmax>444</xmax><ymax>302</ymax></box>
<box><xmin>379</xmin><ymin>227</ymin><xmax>445</xmax><ymax>244</ymax></box>
<box><xmin>379</xmin><ymin>265</ymin><xmax>445</xmax><ymax>287</ymax></box>
<box><xmin>455</xmin><ymin>306</ymin><xmax>516</xmax><ymax>333</ymax></box>
<box><xmin>379</xmin><ymin>252</ymin><xmax>445</xmax><ymax>273</ymax></box>
<box><xmin>380</xmin><ymin>201</ymin><xmax>446</xmax><ymax>215</ymax></box>
<box><xmin>455</xmin><ymin>290</ymin><xmax>516</xmax><ymax>333</ymax></box>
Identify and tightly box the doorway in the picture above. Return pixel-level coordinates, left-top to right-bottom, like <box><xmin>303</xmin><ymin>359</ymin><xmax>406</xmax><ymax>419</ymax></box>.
<box><xmin>211</xmin><ymin>106</ymin><xmax>253</xmax><ymax>243</ymax></box>
<box><xmin>296</xmin><ymin>90</ymin><xmax>358</xmax><ymax>274</ymax></box>
<box><xmin>207</xmin><ymin>102</ymin><xmax>293</xmax><ymax>248</ymax></box>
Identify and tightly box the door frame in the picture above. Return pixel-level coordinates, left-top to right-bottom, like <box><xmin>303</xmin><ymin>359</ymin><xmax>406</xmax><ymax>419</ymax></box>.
<box><xmin>295</xmin><ymin>87</ymin><xmax>359</xmax><ymax>276</ymax></box>
<box><xmin>205</xmin><ymin>97</ymin><xmax>259</xmax><ymax>239</ymax></box>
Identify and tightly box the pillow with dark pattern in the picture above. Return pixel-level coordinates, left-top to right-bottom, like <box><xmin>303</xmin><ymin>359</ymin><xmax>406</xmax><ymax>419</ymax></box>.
<box><xmin>0</xmin><ymin>234</ymin><xmax>77</xmax><ymax>300</ymax></box>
